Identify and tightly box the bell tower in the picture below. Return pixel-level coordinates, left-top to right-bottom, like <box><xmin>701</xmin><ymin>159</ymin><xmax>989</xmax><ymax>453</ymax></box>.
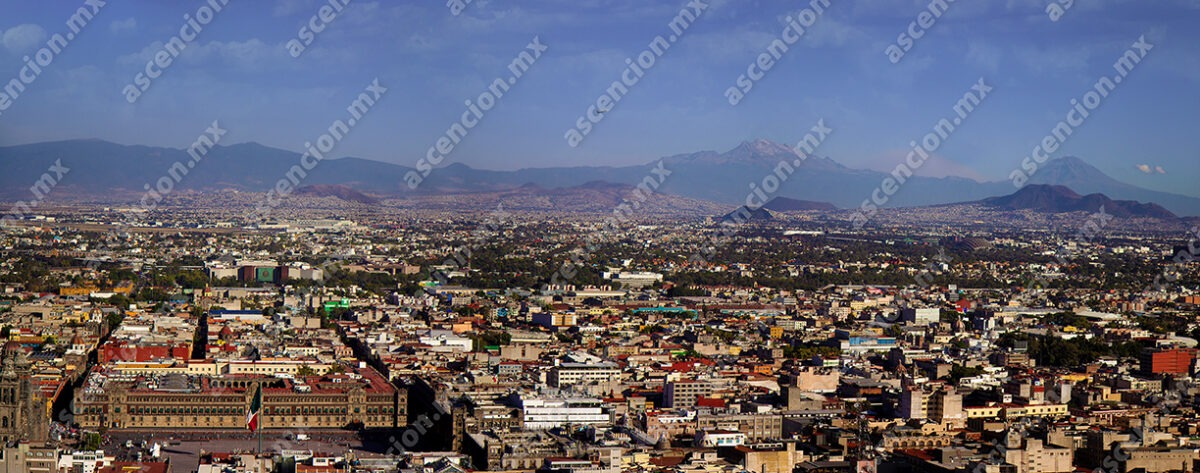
<box><xmin>0</xmin><ymin>341</ymin><xmax>48</xmax><ymax>444</ymax></box>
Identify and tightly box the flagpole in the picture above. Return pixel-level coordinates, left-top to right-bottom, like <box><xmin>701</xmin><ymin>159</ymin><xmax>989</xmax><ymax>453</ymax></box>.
<box><xmin>257</xmin><ymin>382</ymin><xmax>263</xmax><ymax>457</ymax></box>
<box><xmin>250</xmin><ymin>381</ymin><xmax>262</xmax><ymax>460</ymax></box>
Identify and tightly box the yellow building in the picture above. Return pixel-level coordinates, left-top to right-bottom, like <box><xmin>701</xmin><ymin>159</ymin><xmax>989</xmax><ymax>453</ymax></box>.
<box><xmin>965</xmin><ymin>403</ymin><xmax>1068</xmax><ymax>420</ymax></box>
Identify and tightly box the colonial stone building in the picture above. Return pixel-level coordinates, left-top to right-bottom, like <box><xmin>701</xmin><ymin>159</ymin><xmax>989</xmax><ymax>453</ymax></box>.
<box><xmin>73</xmin><ymin>365</ymin><xmax>404</xmax><ymax>430</ymax></box>
<box><xmin>0</xmin><ymin>341</ymin><xmax>48</xmax><ymax>444</ymax></box>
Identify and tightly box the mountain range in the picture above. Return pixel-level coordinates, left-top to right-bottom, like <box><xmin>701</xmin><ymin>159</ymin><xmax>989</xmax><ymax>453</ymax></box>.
<box><xmin>0</xmin><ymin>138</ymin><xmax>1196</xmax><ymax>217</ymax></box>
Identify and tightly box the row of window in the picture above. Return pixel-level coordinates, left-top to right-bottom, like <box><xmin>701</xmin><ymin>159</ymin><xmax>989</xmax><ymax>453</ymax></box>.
<box><xmin>121</xmin><ymin>405</ymin><xmax>395</xmax><ymax>415</ymax></box>
<box><xmin>124</xmin><ymin>416</ymin><xmax>395</xmax><ymax>425</ymax></box>
<box><xmin>81</xmin><ymin>404</ymin><xmax>394</xmax><ymax>415</ymax></box>
<box><xmin>129</xmin><ymin>406</ymin><xmax>240</xmax><ymax>415</ymax></box>
<box><xmin>128</xmin><ymin>396</ymin><xmax>240</xmax><ymax>404</ymax></box>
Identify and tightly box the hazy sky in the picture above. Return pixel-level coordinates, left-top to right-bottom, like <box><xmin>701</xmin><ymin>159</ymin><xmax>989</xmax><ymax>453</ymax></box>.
<box><xmin>1</xmin><ymin>0</ymin><xmax>1197</xmax><ymax>196</ymax></box>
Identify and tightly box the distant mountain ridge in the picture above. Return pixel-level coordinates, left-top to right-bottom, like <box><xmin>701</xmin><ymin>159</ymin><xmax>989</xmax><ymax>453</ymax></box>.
<box><xmin>763</xmin><ymin>197</ymin><xmax>839</xmax><ymax>212</ymax></box>
<box><xmin>388</xmin><ymin>181</ymin><xmax>726</xmax><ymax>213</ymax></box>
<box><xmin>662</xmin><ymin>138</ymin><xmax>847</xmax><ymax>172</ymax></box>
<box><xmin>1</xmin><ymin>138</ymin><xmax>1197</xmax><ymax>216</ymax></box>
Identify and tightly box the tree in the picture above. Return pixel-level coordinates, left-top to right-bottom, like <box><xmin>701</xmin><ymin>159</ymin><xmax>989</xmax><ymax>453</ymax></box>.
<box><xmin>666</xmin><ymin>285</ymin><xmax>708</xmax><ymax>298</ymax></box>
<box><xmin>105</xmin><ymin>312</ymin><xmax>124</xmax><ymax>331</ymax></box>
<box><xmin>471</xmin><ymin>331</ymin><xmax>512</xmax><ymax>351</ymax></box>
<box><xmin>83</xmin><ymin>432</ymin><xmax>102</xmax><ymax>450</ymax></box>
<box><xmin>782</xmin><ymin>344</ymin><xmax>840</xmax><ymax>360</ymax></box>
<box><xmin>948</xmin><ymin>365</ymin><xmax>984</xmax><ymax>384</ymax></box>
<box><xmin>997</xmin><ymin>332</ymin><xmax>1145</xmax><ymax>367</ymax></box>
<box><xmin>137</xmin><ymin>288</ymin><xmax>170</xmax><ymax>302</ymax></box>
<box><xmin>1044</xmin><ymin>312</ymin><xmax>1092</xmax><ymax>330</ymax></box>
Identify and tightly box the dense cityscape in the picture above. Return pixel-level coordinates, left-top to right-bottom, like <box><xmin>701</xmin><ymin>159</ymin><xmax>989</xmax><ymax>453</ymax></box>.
<box><xmin>3</xmin><ymin>1</ymin><xmax>1200</xmax><ymax>473</ymax></box>
<box><xmin>0</xmin><ymin>195</ymin><xmax>1192</xmax><ymax>473</ymax></box>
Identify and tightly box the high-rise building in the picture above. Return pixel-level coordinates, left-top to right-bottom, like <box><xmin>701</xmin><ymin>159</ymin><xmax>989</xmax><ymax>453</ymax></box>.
<box><xmin>898</xmin><ymin>387</ymin><xmax>926</xmax><ymax>419</ymax></box>
<box><xmin>900</xmin><ymin>308</ymin><xmax>940</xmax><ymax>326</ymax></box>
<box><xmin>1003</xmin><ymin>432</ymin><xmax>1073</xmax><ymax>473</ymax></box>
<box><xmin>898</xmin><ymin>379</ymin><xmax>962</xmax><ymax>426</ymax></box>
<box><xmin>1139</xmin><ymin>347</ymin><xmax>1195</xmax><ymax>375</ymax></box>
<box><xmin>928</xmin><ymin>387</ymin><xmax>962</xmax><ymax>419</ymax></box>
<box><xmin>664</xmin><ymin>380</ymin><xmax>714</xmax><ymax>409</ymax></box>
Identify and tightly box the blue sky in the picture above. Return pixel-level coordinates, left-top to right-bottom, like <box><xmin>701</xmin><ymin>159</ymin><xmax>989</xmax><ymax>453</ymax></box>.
<box><xmin>1</xmin><ymin>0</ymin><xmax>1198</xmax><ymax>196</ymax></box>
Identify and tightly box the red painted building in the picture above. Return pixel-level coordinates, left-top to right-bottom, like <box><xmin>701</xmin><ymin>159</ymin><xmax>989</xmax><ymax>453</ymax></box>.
<box><xmin>1140</xmin><ymin>347</ymin><xmax>1195</xmax><ymax>375</ymax></box>
<box><xmin>101</xmin><ymin>341</ymin><xmax>192</xmax><ymax>362</ymax></box>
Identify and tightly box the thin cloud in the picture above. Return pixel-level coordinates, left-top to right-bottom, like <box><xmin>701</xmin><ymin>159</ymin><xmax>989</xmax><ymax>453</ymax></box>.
<box><xmin>1137</xmin><ymin>164</ymin><xmax>1168</xmax><ymax>175</ymax></box>
<box><xmin>272</xmin><ymin>0</ymin><xmax>317</xmax><ymax>17</ymax></box>
<box><xmin>110</xmin><ymin>18</ymin><xmax>137</xmax><ymax>34</ymax></box>
<box><xmin>2</xmin><ymin>24</ymin><xmax>47</xmax><ymax>54</ymax></box>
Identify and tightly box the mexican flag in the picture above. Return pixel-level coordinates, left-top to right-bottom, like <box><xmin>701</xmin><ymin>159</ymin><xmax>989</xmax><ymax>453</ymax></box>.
<box><xmin>247</xmin><ymin>384</ymin><xmax>262</xmax><ymax>432</ymax></box>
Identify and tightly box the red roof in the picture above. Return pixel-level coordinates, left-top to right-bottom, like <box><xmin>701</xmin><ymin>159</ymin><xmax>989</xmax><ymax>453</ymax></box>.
<box><xmin>649</xmin><ymin>457</ymin><xmax>685</xmax><ymax>467</ymax></box>
<box><xmin>99</xmin><ymin>462</ymin><xmax>169</xmax><ymax>473</ymax></box>
<box><xmin>296</xmin><ymin>466</ymin><xmax>339</xmax><ymax>473</ymax></box>
<box><xmin>695</xmin><ymin>397</ymin><xmax>725</xmax><ymax>408</ymax></box>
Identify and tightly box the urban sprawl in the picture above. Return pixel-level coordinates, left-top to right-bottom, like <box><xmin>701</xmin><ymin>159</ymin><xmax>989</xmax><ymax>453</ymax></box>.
<box><xmin>0</xmin><ymin>199</ymin><xmax>1198</xmax><ymax>473</ymax></box>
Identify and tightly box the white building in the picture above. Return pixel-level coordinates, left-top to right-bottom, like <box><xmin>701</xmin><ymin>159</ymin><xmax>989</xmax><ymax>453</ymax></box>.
<box><xmin>695</xmin><ymin>430</ymin><xmax>746</xmax><ymax>448</ymax></box>
<box><xmin>549</xmin><ymin>362</ymin><xmax>621</xmax><ymax>387</ymax></box>
<box><xmin>549</xmin><ymin>353</ymin><xmax>621</xmax><ymax>387</ymax></box>
<box><xmin>517</xmin><ymin>395</ymin><xmax>610</xmax><ymax>430</ymax></box>
<box><xmin>602</xmin><ymin>271</ymin><xmax>663</xmax><ymax>288</ymax></box>
<box><xmin>901</xmin><ymin>308</ymin><xmax>940</xmax><ymax>326</ymax></box>
<box><xmin>419</xmin><ymin>330</ymin><xmax>473</xmax><ymax>352</ymax></box>
<box><xmin>58</xmin><ymin>450</ymin><xmax>112</xmax><ymax>473</ymax></box>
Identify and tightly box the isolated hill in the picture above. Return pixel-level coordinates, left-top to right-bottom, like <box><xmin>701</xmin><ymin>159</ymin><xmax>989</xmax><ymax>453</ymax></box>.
<box><xmin>978</xmin><ymin>184</ymin><xmax>1177</xmax><ymax>219</ymax></box>
<box><xmin>720</xmin><ymin>206</ymin><xmax>774</xmax><ymax>223</ymax></box>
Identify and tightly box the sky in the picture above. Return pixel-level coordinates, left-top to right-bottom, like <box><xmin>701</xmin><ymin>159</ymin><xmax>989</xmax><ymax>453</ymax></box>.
<box><xmin>0</xmin><ymin>0</ymin><xmax>1198</xmax><ymax>196</ymax></box>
